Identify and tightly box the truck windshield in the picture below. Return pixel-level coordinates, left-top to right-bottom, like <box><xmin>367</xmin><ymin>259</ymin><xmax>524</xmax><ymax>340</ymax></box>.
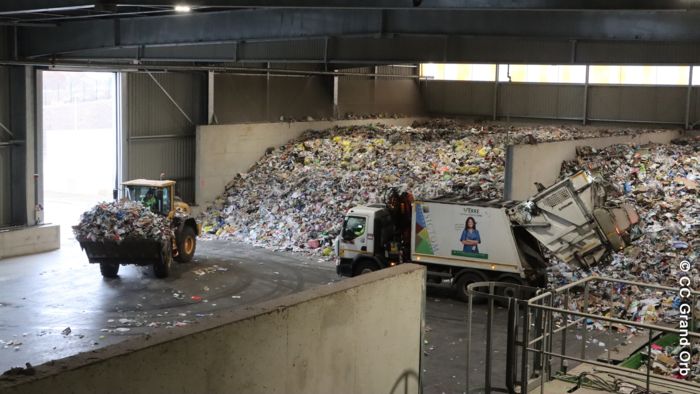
<box><xmin>124</xmin><ymin>186</ymin><xmax>170</xmax><ymax>215</ymax></box>
<box><xmin>342</xmin><ymin>216</ymin><xmax>366</xmax><ymax>241</ymax></box>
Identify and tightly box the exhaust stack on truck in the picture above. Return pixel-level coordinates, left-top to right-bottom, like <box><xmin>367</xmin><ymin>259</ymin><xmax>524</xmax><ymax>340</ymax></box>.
<box><xmin>336</xmin><ymin>171</ymin><xmax>640</xmax><ymax>300</ymax></box>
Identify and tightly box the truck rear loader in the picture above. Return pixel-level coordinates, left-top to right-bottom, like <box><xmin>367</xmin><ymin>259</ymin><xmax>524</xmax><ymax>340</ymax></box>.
<box><xmin>336</xmin><ymin>171</ymin><xmax>640</xmax><ymax>300</ymax></box>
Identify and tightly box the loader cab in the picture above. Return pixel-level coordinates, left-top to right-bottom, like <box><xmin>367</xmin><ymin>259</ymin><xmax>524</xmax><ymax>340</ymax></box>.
<box><xmin>122</xmin><ymin>179</ymin><xmax>175</xmax><ymax>217</ymax></box>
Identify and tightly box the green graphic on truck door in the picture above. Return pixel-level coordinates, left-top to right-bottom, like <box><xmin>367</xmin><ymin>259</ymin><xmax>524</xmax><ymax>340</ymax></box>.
<box><xmin>414</xmin><ymin>204</ymin><xmax>435</xmax><ymax>255</ymax></box>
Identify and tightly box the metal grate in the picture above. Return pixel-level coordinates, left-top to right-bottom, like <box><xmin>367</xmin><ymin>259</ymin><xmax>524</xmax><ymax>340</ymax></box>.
<box><xmin>542</xmin><ymin>188</ymin><xmax>570</xmax><ymax>208</ymax></box>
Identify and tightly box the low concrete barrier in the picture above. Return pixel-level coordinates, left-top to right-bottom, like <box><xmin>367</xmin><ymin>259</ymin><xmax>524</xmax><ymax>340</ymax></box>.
<box><xmin>0</xmin><ymin>264</ymin><xmax>425</xmax><ymax>394</ymax></box>
<box><xmin>0</xmin><ymin>225</ymin><xmax>60</xmax><ymax>260</ymax></box>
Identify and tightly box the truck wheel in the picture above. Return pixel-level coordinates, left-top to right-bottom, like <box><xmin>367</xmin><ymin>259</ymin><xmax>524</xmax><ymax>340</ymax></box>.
<box><xmin>100</xmin><ymin>262</ymin><xmax>119</xmax><ymax>278</ymax></box>
<box><xmin>175</xmin><ymin>226</ymin><xmax>196</xmax><ymax>263</ymax></box>
<box><xmin>353</xmin><ymin>260</ymin><xmax>380</xmax><ymax>276</ymax></box>
<box><xmin>454</xmin><ymin>270</ymin><xmax>487</xmax><ymax>303</ymax></box>
<box><xmin>495</xmin><ymin>275</ymin><xmax>524</xmax><ymax>307</ymax></box>
<box><xmin>154</xmin><ymin>249</ymin><xmax>173</xmax><ymax>278</ymax></box>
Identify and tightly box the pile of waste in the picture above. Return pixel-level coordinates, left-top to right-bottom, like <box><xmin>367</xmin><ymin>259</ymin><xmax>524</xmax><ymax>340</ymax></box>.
<box><xmin>552</xmin><ymin>137</ymin><xmax>700</xmax><ymax>381</ymax></box>
<box><xmin>555</xmin><ymin>137</ymin><xmax>699</xmax><ymax>287</ymax></box>
<box><xmin>199</xmin><ymin>121</ymin><xmax>668</xmax><ymax>255</ymax></box>
<box><xmin>73</xmin><ymin>200</ymin><xmax>174</xmax><ymax>244</ymax></box>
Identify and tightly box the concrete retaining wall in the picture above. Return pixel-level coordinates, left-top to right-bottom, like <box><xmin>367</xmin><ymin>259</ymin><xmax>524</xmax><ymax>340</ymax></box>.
<box><xmin>0</xmin><ymin>225</ymin><xmax>60</xmax><ymax>260</ymax></box>
<box><xmin>1</xmin><ymin>264</ymin><xmax>425</xmax><ymax>394</ymax></box>
<box><xmin>505</xmin><ymin>130</ymin><xmax>682</xmax><ymax>200</ymax></box>
<box><xmin>195</xmin><ymin>117</ymin><xmax>424</xmax><ymax>206</ymax></box>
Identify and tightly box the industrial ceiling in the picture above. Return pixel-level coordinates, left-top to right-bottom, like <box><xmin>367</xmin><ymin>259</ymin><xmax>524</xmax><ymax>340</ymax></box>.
<box><xmin>2</xmin><ymin>1</ymin><xmax>700</xmax><ymax>66</ymax></box>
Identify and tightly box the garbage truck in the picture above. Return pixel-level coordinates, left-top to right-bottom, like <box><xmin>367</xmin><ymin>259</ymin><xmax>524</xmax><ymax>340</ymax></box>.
<box><xmin>336</xmin><ymin>171</ymin><xmax>641</xmax><ymax>300</ymax></box>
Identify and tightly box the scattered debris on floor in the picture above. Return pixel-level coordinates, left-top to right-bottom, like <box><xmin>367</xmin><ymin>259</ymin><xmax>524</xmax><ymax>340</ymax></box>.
<box><xmin>200</xmin><ymin>122</ymin><xmax>669</xmax><ymax>255</ymax></box>
<box><xmin>73</xmin><ymin>200</ymin><xmax>173</xmax><ymax>243</ymax></box>
<box><xmin>0</xmin><ymin>340</ymin><xmax>22</xmax><ymax>352</ymax></box>
<box><xmin>191</xmin><ymin>265</ymin><xmax>228</xmax><ymax>276</ymax></box>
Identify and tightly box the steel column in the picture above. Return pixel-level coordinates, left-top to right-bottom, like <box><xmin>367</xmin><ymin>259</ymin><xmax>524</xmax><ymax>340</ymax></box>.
<box><xmin>8</xmin><ymin>66</ymin><xmax>29</xmax><ymax>225</ymax></box>
<box><xmin>582</xmin><ymin>65</ymin><xmax>589</xmax><ymax>125</ymax></box>
<box><xmin>207</xmin><ymin>70</ymin><xmax>216</xmax><ymax>125</ymax></box>
<box><xmin>685</xmin><ymin>66</ymin><xmax>694</xmax><ymax>130</ymax></box>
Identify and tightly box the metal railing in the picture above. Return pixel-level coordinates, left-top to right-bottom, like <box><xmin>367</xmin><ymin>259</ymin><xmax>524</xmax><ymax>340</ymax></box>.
<box><xmin>467</xmin><ymin>277</ymin><xmax>700</xmax><ymax>394</ymax></box>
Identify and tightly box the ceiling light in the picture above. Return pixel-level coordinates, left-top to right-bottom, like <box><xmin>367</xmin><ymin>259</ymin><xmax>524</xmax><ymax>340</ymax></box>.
<box><xmin>174</xmin><ymin>5</ymin><xmax>192</xmax><ymax>13</ymax></box>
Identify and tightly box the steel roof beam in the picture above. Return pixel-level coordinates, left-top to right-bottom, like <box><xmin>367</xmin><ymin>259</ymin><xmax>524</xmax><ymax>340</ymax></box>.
<box><xmin>16</xmin><ymin>8</ymin><xmax>700</xmax><ymax>59</ymax></box>
<box><xmin>3</xmin><ymin>0</ymin><xmax>700</xmax><ymax>14</ymax></box>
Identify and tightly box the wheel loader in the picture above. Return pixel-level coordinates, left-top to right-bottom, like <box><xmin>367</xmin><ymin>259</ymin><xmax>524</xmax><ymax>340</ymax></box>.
<box><xmin>78</xmin><ymin>179</ymin><xmax>200</xmax><ymax>278</ymax></box>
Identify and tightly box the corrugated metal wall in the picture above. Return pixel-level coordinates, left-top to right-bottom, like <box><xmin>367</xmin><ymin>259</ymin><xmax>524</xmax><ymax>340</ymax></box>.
<box><xmin>0</xmin><ymin>142</ymin><xmax>11</xmax><ymax>227</ymax></box>
<box><xmin>213</xmin><ymin>65</ymin><xmax>423</xmax><ymax>123</ymax></box>
<box><xmin>214</xmin><ymin>74</ymin><xmax>332</xmax><ymax>123</ymax></box>
<box><xmin>422</xmin><ymin>80</ymin><xmax>691</xmax><ymax>125</ymax></box>
<box><xmin>421</xmin><ymin>80</ymin><xmax>494</xmax><ymax>116</ymax></box>
<box><xmin>0</xmin><ymin>145</ymin><xmax>11</xmax><ymax>227</ymax></box>
<box><xmin>498</xmin><ymin>83</ymin><xmax>584</xmax><ymax>120</ymax></box>
<box><xmin>337</xmin><ymin>65</ymin><xmax>423</xmax><ymax>117</ymax></box>
<box><xmin>0</xmin><ymin>27</ymin><xmax>11</xmax><ymax>226</ymax></box>
<box><xmin>125</xmin><ymin>72</ymin><xmax>206</xmax><ymax>203</ymax></box>
<box><xmin>587</xmin><ymin>85</ymin><xmax>686</xmax><ymax>124</ymax></box>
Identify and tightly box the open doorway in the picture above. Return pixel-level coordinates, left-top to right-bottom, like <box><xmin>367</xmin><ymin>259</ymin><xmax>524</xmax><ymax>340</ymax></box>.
<box><xmin>42</xmin><ymin>71</ymin><xmax>117</xmax><ymax>242</ymax></box>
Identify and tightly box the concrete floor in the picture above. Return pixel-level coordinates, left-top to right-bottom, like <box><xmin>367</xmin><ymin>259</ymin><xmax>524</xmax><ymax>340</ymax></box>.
<box><xmin>0</xmin><ymin>238</ymin><xmax>338</xmax><ymax>374</ymax></box>
<box><xmin>0</xmin><ymin>236</ymin><xmax>625</xmax><ymax>394</ymax></box>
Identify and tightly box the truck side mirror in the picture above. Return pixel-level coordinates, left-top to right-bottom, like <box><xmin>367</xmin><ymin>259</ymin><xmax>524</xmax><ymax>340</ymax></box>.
<box><xmin>113</xmin><ymin>188</ymin><xmax>118</xmax><ymax>201</ymax></box>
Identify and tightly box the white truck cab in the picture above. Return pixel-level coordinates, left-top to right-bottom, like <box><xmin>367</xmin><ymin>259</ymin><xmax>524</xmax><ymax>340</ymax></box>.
<box><xmin>336</xmin><ymin>204</ymin><xmax>396</xmax><ymax>276</ymax></box>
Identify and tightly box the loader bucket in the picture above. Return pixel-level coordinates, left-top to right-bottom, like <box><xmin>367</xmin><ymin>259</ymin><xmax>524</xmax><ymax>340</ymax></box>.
<box><xmin>79</xmin><ymin>239</ymin><xmax>168</xmax><ymax>266</ymax></box>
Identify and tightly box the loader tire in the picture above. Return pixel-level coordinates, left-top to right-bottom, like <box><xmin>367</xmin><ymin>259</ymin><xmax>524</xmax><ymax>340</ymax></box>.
<box><xmin>154</xmin><ymin>247</ymin><xmax>173</xmax><ymax>278</ymax></box>
<box><xmin>175</xmin><ymin>226</ymin><xmax>196</xmax><ymax>263</ymax></box>
<box><xmin>100</xmin><ymin>262</ymin><xmax>119</xmax><ymax>278</ymax></box>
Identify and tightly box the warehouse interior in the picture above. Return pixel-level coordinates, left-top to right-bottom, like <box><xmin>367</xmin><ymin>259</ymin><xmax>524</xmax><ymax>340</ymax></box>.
<box><xmin>0</xmin><ymin>2</ymin><xmax>699</xmax><ymax>394</ymax></box>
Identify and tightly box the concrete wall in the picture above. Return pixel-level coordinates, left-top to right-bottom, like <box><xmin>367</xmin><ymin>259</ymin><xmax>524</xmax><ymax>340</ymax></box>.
<box><xmin>1</xmin><ymin>264</ymin><xmax>426</xmax><ymax>394</ymax></box>
<box><xmin>505</xmin><ymin>130</ymin><xmax>682</xmax><ymax>200</ymax></box>
<box><xmin>0</xmin><ymin>225</ymin><xmax>60</xmax><ymax>260</ymax></box>
<box><xmin>196</xmin><ymin>117</ymin><xmax>424</xmax><ymax>206</ymax></box>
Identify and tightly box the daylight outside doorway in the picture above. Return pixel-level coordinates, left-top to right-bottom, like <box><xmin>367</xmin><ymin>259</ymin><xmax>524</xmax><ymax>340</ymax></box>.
<box><xmin>42</xmin><ymin>71</ymin><xmax>117</xmax><ymax>243</ymax></box>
